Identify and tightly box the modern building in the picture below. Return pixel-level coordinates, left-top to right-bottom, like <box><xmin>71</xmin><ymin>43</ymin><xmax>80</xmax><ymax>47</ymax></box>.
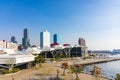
<box><xmin>0</xmin><ymin>40</ymin><xmax>18</xmax><ymax>51</ymax></box>
<box><xmin>53</xmin><ymin>34</ymin><xmax>62</xmax><ymax>44</ymax></box>
<box><xmin>22</xmin><ymin>28</ymin><xmax>30</xmax><ymax>49</ymax></box>
<box><xmin>40</xmin><ymin>30</ymin><xmax>50</xmax><ymax>48</ymax></box>
<box><xmin>78</xmin><ymin>38</ymin><xmax>87</xmax><ymax>55</ymax></box>
<box><xmin>11</xmin><ymin>36</ymin><xmax>17</xmax><ymax>43</ymax></box>
<box><xmin>78</xmin><ymin>38</ymin><xmax>86</xmax><ymax>47</ymax></box>
<box><xmin>70</xmin><ymin>45</ymin><xmax>83</xmax><ymax>57</ymax></box>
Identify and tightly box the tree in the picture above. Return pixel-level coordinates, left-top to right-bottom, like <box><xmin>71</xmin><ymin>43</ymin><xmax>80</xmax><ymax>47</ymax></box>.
<box><xmin>6</xmin><ymin>59</ymin><xmax>14</xmax><ymax>71</ymax></box>
<box><xmin>92</xmin><ymin>65</ymin><xmax>102</xmax><ymax>80</ymax></box>
<box><xmin>61</xmin><ymin>62</ymin><xmax>69</xmax><ymax>75</ymax></box>
<box><xmin>115</xmin><ymin>74</ymin><xmax>120</xmax><ymax>80</ymax></box>
<box><xmin>70</xmin><ymin>64</ymin><xmax>84</xmax><ymax>80</ymax></box>
<box><xmin>34</xmin><ymin>55</ymin><xmax>45</xmax><ymax>67</ymax></box>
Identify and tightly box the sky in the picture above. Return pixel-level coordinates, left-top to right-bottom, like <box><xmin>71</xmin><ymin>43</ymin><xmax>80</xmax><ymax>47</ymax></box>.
<box><xmin>0</xmin><ymin>0</ymin><xmax>120</xmax><ymax>50</ymax></box>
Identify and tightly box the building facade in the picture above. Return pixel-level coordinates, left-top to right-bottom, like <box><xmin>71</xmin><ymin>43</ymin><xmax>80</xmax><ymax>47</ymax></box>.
<box><xmin>78</xmin><ymin>38</ymin><xmax>87</xmax><ymax>55</ymax></box>
<box><xmin>11</xmin><ymin>36</ymin><xmax>17</xmax><ymax>43</ymax></box>
<box><xmin>0</xmin><ymin>40</ymin><xmax>18</xmax><ymax>51</ymax></box>
<box><xmin>40</xmin><ymin>30</ymin><xmax>50</xmax><ymax>48</ymax></box>
<box><xmin>78</xmin><ymin>38</ymin><xmax>86</xmax><ymax>47</ymax></box>
<box><xmin>22</xmin><ymin>28</ymin><xmax>30</xmax><ymax>49</ymax></box>
<box><xmin>53</xmin><ymin>34</ymin><xmax>62</xmax><ymax>44</ymax></box>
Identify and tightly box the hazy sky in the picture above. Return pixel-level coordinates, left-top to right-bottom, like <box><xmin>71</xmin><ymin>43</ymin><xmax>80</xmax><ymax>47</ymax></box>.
<box><xmin>0</xmin><ymin>0</ymin><xmax>120</xmax><ymax>50</ymax></box>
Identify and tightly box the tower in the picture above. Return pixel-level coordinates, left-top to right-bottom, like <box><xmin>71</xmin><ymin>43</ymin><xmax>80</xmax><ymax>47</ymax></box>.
<box><xmin>40</xmin><ymin>30</ymin><xmax>50</xmax><ymax>48</ymax></box>
<box><xmin>11</xmin><ymin>36</ymin><xmax>17</xmax><ymax>43</ymax></box>
<box><xmin>22</xmin><ymin>28</ymin><xmax>30</xmax><ymax>49</ymax></box>
<box><xmin>53</xmin><ymin>34</ymin><xmax>62</xmax><ymax>44</ymax></box>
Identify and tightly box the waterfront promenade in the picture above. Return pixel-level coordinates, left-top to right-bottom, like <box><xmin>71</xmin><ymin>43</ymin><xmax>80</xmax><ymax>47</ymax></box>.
<box><xmin>67</xmin><ymin>57</ymin><xmax>120</xmax><ymax>65</ymax></box>
<box><xmin>0</xmin><ymin>58</ymin><xmax>118</xmax><ymax>80</ymax></box>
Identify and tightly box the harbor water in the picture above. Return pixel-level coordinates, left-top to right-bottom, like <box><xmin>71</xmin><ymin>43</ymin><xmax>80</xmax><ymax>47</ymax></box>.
<box><xmin>84</xmin><ymin>59</ymin><xmax>120</xmax><ymax>80</ymax></box>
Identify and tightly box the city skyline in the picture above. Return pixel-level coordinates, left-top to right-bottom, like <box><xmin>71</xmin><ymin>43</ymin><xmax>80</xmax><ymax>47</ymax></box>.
<box><xmin>0</xmin><ymin>0</ymin><xmax>120</xmax><ymax>50</ymax></box>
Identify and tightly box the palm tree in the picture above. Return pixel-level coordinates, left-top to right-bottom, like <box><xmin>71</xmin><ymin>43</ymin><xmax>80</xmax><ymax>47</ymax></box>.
<box><xmin>70</xmin><ymin>64</ymin><xmax>84</xmax><ymax>80</ymax></box>
<box><xmin>115</xmin><ymin>74</ymin><xmax>120</xmax><ymax>80</ymax></box>
<box><xmin>92</xmin><ymin>65</ymin><xmax>102</xmax><ymax>80</ymax></box>
<box><xmin>61</xmin><ymin>62</ymin><xmax>69</xmax><ymax>75</ymax></box>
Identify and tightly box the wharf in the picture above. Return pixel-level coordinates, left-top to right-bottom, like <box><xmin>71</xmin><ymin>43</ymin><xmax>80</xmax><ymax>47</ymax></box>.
<box><xmin>70</xmin><ymin>58</ymin><xmax>120</xmax><ymax>65</ymax></box>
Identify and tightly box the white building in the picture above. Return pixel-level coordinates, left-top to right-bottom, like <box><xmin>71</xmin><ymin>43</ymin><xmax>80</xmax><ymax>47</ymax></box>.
<box><xmin>40</xmin><ymin>30</ymin><xmax>50</xmax><ymax>48</ymax></box>
<box><xmin>0</xmin><ymin>40</ymin><xmax>18</xmax><ymax>52</ymax></box>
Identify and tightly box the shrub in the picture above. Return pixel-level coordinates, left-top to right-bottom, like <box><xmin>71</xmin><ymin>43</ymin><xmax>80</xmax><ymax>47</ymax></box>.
<box><xmin>3</xmin><ymin>68</ymin><xmax>20</xmax><ymax>74</ymax></box>
<box><xmin>115</xmin><ymin>74</ymin><xmax>120</xmax><ymax>80</ymax></box>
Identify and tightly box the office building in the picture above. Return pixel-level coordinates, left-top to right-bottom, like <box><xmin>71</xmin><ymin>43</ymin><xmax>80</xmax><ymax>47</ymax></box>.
<box><xmin>11</xmin><ymin>36</ymin><xmax>17</xmax><ymax>43</ymax></box>
<box><xmin>53</xmin><ymin>34</ymin><xmax>62</xmax><ymax>44</ymax></box>
<box><xmin>40</xmin><ymin>30</ymin><xmax>50</xmax><ymax>48</ymax></box>
<box><xmin>78</xmin><ymin>38</ymin><xmax>87</xmax><ymax>54</ymax></box>
<box><xmin>22</xmin><ymin>28</ymin><xmax>30</xmax><ymax>49</ymax></box>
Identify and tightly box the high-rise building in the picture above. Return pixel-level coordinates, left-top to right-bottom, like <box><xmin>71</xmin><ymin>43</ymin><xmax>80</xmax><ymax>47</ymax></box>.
<box><xmin>53</xmin><ymin>34</ymin><xmax>62</xmax><ymax>44</ymax></box>
<box><xmin>40</xmin><ymin>30</ymin><xmax>50</xmax><ymax>48</ymax></box>
<box><xmin>22</xmin><ymin>28</ymin><xmax>30</xmax><ymax>49</ymax></box>
<box><xmin>78</xmin><ymin>38</ymin><xmax>86</xmax><ymax>47</ymax></box>
<box><xmin>11</xmin><ymin>36</ymin><xmax>17</xmax><ymax>43</ymax></box>
<box><xmin>78</xmin><ymin>38</ymin><xmax>87</xmax><ymax>54</ymax></box>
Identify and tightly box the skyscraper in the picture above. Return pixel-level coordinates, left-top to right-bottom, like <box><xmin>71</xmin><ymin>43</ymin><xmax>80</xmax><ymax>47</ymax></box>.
<box><xmin>53</xmin><ymin>34</ymin><xmax>62</xmax><ymax>44</ymax></box>
<box><xmin>22</xmin><ymin>28</ymin><xmax>30</xmax><ymax>49</ymax></box>
<box><xmin>11</xmin><ymin>36</ymin><xmax>17</xmax><ymax>43</ymax></box>
<box><xmin>40</xmin><ymin>30</ymin><xmax>50</xmax><ymax>48</ymax></box>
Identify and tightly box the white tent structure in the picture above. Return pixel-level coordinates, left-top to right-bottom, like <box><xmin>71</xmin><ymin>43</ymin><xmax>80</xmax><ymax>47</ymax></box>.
<box><xmin>0</xmin><ymin>48</ymin><xmax>35</xmax><ymax>69</ymax></box>
<box><xmin>25</xmin><ymin>47</ymin><xmax>41</xmax><ymax>54</ymax></box>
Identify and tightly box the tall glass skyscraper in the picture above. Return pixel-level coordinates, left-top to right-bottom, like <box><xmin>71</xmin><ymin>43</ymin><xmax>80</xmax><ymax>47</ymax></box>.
<box><xmin>11</xmin><ymin>36</ymin><xmax>17</xmax><ymax>43</ymax></box>
<box><xmin>40</xmin><ymin>30</ymin><xmax>50</xmax><ymax>48</ymax></box>
<box><xmin>53</xmin><ymin>34</ymin><xmax>62</xmax><ymax>44</ymax></box>
<box><xmin>22</xmin><ymin>28</ymin><xmax>30</xmax><ymax>49</ymax></box>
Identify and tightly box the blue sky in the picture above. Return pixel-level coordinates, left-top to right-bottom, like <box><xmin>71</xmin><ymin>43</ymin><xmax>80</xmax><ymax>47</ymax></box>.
<box><xmin>0</xmin><ymin>0</ymin><xmax>120</xmax><ymax>50</ymax></box>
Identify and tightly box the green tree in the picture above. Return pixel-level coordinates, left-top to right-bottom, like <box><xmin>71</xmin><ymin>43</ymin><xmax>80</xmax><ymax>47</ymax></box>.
<box><xmin>6</xmin><ymin>59</ymin><xmax>14</xmax><ymax>71</ymax></box>
<box><xmin>61</xmin><ymin>62</ymin><xmax>69</xmax><ymax>75</ymax></box>
<box><xmin>70</xmin><ymin>64</ymin><xmax>84</xmax><ymax>80</ymax></box>
<box><xmin>34</xmin><ymin>55</ymin><xmax>45</xmax><ymax>67</ymax></box>
<box><xmin>115</xmin><ymin>74</ymin><xmax>120</xmax><ymax>80</ymax></box>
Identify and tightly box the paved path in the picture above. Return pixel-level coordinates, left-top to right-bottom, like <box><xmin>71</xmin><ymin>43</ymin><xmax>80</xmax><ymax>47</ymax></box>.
<box><xmin>0</xmin><ymin>59</ymin><xmax>109</xmax><ymax>80</ymax></box>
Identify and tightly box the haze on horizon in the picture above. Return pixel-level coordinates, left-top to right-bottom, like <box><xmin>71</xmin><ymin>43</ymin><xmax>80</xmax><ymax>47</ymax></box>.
<box><xmin>0</xmin><ymin>0</ymin><xmax>120</xmax><ymax>50</ymax></box>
